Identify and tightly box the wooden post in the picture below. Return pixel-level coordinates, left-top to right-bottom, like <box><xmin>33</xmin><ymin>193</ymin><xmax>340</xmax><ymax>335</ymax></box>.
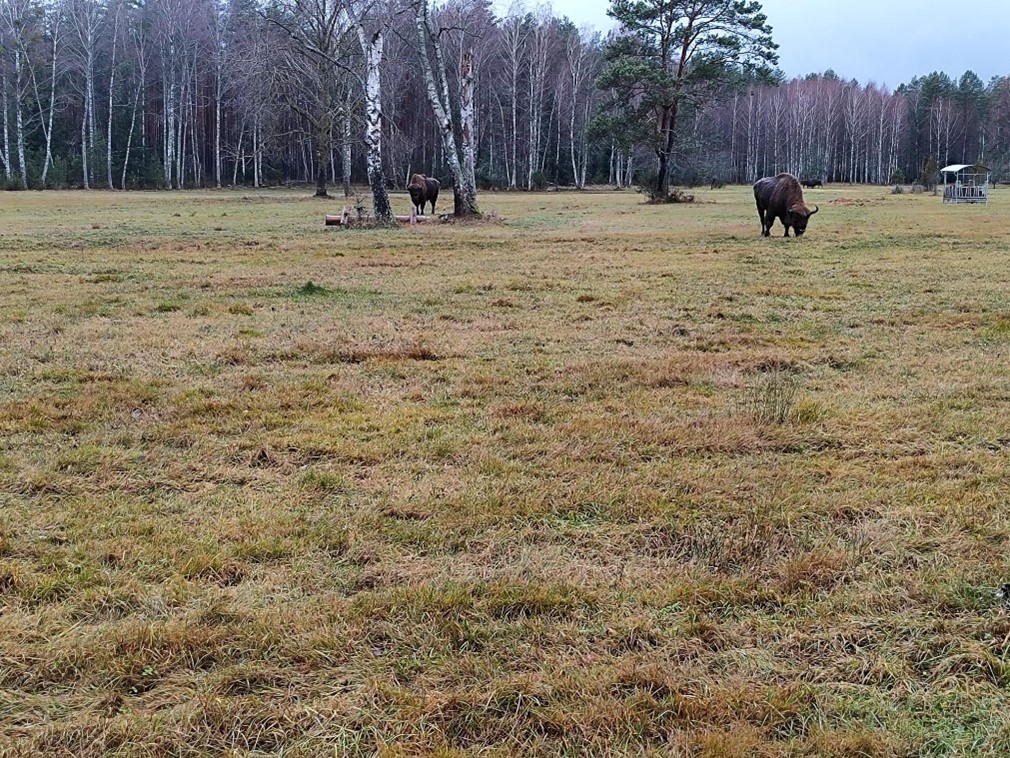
<box><xmin>325</xmin><ymin>206</ymin><xmax>354</xmax><ymax>226</ymax></box>
<box><xmin>410</xmin><ymin>206</ymin><xmax>416</xmax><ymax>226</ymax></box>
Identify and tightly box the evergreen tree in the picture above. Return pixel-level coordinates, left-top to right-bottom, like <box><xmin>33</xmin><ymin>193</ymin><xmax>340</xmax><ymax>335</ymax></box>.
<box><xmin>596</xmin><ymin>0</ymin><xmax>777</xmax><ymax>201</ymax></box>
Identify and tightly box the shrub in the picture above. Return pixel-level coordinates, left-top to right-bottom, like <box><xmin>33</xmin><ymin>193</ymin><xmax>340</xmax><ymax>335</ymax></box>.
<box><xmin>644</xmin><ymin>187</ymin><xmax>694</xmax><ymax>204</ymax></box>
<box><xmin>476</xmin><ymin>172</ymin><xmax>507</xmax><ymax>191</ymax></box>
<box><xmin>917</xmin><ymin>156</ymin><xmax>938</xmax><ymax>192</ymax></box>
<box><xmin>46</xmin><ymin>157</ymin><xmax>69</xmax><ymax>189</ymax></box>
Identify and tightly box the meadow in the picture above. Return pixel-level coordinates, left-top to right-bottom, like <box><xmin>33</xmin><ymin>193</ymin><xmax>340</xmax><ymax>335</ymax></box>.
<box><xmin>3</xmin><ymin>183</ymin><xmax>1010</xmax><ymax>756</ymax></box>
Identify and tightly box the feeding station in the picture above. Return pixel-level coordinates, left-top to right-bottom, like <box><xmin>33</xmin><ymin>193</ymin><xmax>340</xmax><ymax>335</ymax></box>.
<box><xmin>324</xmin><ymin>205</ymin><xmax>433</xmax><ymax>227</ymax></box>
<box><xmin>940</xmin><ymin>163</ymin><xmax>990</xmax><ymax>204</ymax></box>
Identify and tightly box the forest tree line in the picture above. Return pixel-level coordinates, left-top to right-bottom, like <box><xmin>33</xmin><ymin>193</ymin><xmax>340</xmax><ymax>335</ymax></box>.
<box><xmin>0</xmin><ymin>0</ymin><xmax>1004</xmax><ymax>193</ymax></box>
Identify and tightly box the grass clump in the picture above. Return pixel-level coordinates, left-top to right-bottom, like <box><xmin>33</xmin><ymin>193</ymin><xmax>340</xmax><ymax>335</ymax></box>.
<box><xmin>744</xmin><ymin>367</ymin><xmax>800</xmax><ymax>425</ymax></box>
<box><xmin>296</xmin><ymin>280</ymin><xmax>328</xmax><ymax>296</ymax></box>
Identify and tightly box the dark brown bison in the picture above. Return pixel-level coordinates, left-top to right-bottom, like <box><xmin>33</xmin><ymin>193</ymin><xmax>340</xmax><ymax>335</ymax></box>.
<box><xmin>801</xmin><ymin>178</ymin><xmax>823</xmax><ymax>188</ymax></box>
<box><xmin>753</xmin><ymin>173</ymin><xmax>819</xmax><ymax>237</ymax></box>
<box><xmin>407</xmin><ymin>173</ymin><xmax>440</xmax><ymax>215</ymax></box>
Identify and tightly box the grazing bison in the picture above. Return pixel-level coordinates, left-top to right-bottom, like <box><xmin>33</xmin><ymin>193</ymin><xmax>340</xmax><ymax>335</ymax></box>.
<box><xmin>801</xmin><ymin>178</ymin><xmax>823</xmax><ymax>188</ymax></box>
<box><xmin>407</xmin><ymin>173</ymin><xmax>440</xmax><ymax>215</ymax></box>
<box><xmin>753</xmin><ymin>173</ymin><xmax>819</xmax><ymax>237</ymax></box>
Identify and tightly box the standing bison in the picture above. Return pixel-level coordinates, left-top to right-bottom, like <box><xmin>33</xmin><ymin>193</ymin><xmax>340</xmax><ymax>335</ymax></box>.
<box><xmin>753</xmin><ymin>173</ymin><xmax>819</xmax><ymax>237</ymax></box>
<box><xmin>801</xmin><ymin>178</ymin><xmax>823</xmax><ymax>188</ymax></box>
<box><xmin>407</xmin><ymin>174</ymin><xmax>440</xmax><ymax>215</ymax></box>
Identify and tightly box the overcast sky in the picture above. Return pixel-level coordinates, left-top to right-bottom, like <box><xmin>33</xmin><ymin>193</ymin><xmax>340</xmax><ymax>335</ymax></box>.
<box><xmin>543</xmin><ymin>0</ymin><xmax>1010</xmax><ymax>88</ymax></box>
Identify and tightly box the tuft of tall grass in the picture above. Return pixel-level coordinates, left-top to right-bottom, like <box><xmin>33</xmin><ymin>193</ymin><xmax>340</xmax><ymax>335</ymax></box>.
<box><xmin>745</xmin><ymin>367</ymin><xmax>800</xmax><ymax>425</ymax></box>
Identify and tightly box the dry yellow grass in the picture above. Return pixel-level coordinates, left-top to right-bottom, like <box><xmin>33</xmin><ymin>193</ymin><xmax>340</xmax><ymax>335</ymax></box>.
<box><xmin>3</xmin><ymin>184</ymin><xmax>1010</xmax><ymax>755</ymax></box>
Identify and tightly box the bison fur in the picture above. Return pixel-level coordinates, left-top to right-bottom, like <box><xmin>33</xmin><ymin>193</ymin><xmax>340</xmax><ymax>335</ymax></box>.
<box><xmin>407</xmin><ymin>173</ymin><xmax>440</xmax><ymax>215</ymax></box>
<box><xmin>753</xmin><ymin>173</ymin><xmax>819</xmax><ymax>238</ymax></box>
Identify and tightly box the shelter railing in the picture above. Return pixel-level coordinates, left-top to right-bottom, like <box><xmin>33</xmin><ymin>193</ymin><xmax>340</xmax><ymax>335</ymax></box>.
<box><xmin>943</xmin><ymin>183</ymin><xmax>989</xmax><ymax>203</ymax></box>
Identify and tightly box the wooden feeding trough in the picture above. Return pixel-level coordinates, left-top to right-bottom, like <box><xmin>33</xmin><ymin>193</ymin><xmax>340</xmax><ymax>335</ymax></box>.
<box><xmin>325</xmin><ymin>206</ymin><xmax>434</xmax><ymax>227</ymax></box>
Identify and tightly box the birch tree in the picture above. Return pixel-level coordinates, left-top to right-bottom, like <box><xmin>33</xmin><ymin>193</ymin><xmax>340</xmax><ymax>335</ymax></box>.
<box><xmin>120</xmin><ymin>12</ymin><xmax>145</xmax><ymax>188</ymax></box>
<box><xmin>0</xmin><ymin>0</ymin><xmax>41</xmax><ymax>188</ymax></box>
<box><xmin>359</xmin><ymin>25</ymin><xmax>392</xmax><ymax>223</ymax></box>
<box><xmin>35</xmin><ymin>3</ymin><xmax>63</xmax><ymax>186</ymax></box>
<box><xmin>67</xmin><ymin>0</ymin><xmax>104</xmax><ymax>189</ymax></box>
<box><xmin>497</xmin><ymin>10</ymin><xmax>526</xmax><ymax>189</ymax></box>
<box><xmin>412</xmin><ymin>0</ymin><xmax>478</xmax><ymax>216</ymax></box>
<box><xmin>105</xmin><ymin>3</ymin><xmax>119</xmax><ymax>188</ymax></box>
<box><xmin>560</xmin><ymin>24</ymin><xmax>598</xmax><ymax>188</ymax></box>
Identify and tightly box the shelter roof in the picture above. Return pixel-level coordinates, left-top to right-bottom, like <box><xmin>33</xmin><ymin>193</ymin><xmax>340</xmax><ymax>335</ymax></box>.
<box><xmin>941</xmin><ymin>164</ymin><xmax>989</xmax><ymax>173</ymax></box>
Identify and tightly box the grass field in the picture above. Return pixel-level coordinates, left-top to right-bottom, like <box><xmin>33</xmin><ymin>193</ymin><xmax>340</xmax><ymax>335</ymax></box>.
<box><xmin>4</xmin><ymin>183</ymin><xmax>1010</xmax><ymax>755</ymax></box>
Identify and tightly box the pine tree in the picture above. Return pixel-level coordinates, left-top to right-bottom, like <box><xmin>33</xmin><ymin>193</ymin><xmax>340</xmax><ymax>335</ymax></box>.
<box><xmin>596</xmin><ymin>0</ymin><xmax>777</xmax><ymax>201</ymax></box>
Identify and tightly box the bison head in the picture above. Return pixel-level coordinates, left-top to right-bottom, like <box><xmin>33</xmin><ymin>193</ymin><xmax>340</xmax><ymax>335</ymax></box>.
<box><xmin>788</xmin><ymin>203</ymin><xmax>818</xmax><ymax>236</ymax></box>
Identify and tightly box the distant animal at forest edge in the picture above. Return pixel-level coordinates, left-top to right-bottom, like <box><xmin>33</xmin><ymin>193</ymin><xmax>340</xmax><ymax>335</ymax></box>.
<box><xmin>407</xmin><ymin>174</ymin><xmax>440</xmax><ymax>215</ymax></box>
<box><xmin>753</xmin><ymin>173</ymin><xmax>819</xmax><ymax>237</ymax></box>
<box><xmin>801</xmin><ymin>178</ymin><xmax>823</xmax><ymax>188</ymax></box>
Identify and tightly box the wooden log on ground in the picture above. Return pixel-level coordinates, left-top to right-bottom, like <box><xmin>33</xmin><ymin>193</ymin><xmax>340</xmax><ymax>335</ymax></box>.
<box><xmin>327</xmin><ymin>208</ymin><xmax>435</xmax><ymax>226</ymax></box>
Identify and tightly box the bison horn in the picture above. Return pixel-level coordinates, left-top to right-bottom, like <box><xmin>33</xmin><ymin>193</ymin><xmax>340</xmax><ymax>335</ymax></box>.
<box><xmin>809</xmin><ymin>205</ymin><xmax>819</xmax><ymax>216</ymax></box>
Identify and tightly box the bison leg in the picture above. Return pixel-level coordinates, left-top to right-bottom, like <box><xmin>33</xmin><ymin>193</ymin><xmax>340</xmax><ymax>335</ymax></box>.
<box><xmin>756</xmin><ymin>203</ymin><xmax>769</xmax><ymax>237</ymax></box>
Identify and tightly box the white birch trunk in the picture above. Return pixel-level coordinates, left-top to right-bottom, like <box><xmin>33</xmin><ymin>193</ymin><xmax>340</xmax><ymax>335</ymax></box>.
<box><xmin>342</xmin><ymin>91</ymin><xmax>352</xmax><ymax>197</ymax></box>
<box><xmin>41</xmin><ymin>21</ymin><xmax>59</xmax><ymax>185</ymax></box>
<box><xmin>106</xmin><ymin>10</ymin><xmax>118</xmax><ymax>189</ymax></box>
<box><xmin>87</xmin><ymin>53</ymin><xmax>95</xmax><ymax>168</ymax></box>
<box><xmin>569</xmin><ymin>84</ymin><xmax>579</xmax><ymax>187</ymax></box>
<box><xmin>164</xmin><ymin>59</ymin><xmax>174</xmax><ymax>187</ymax></box>
<box><xmin>13</xmin><ymin>52</ymin><xmax>26</xmax><ymax>188</ymax></box>
<box><xmin>176</xmin><ymin>70</ymin><xmax>186</xmax><ymax>187</ymax></box>
<box><xmin>413</xmin><ymin>0</ymin><xmax>477</xmax><ymax>215</ymax></box>
<box><xmin>459</xmin><ymin>50</ymin><xmax>478</xmax><ymax>203</ymax></box>
<box><xmin>358</xmin><ymin>27</ymin><xmax>393</xmax><ymax>224</ymax></box>
<box><xmin>214</xmin><ymin>9</ymin><xmax>226</xmax><ymax>189</ymax></box>
<box><xmin>510</xmin><ymin>63</ymin><xmax>517</xmax><ymax>188</ymax></box>
<box><xmin>215</xmin><ymin>65</ymin><xmax>222</xmax><ymax>188</ymax></box>
<box><xmin>253</xmin><ymin>116</ymin><xmax>260</xmax><ymax>188</ymax></box>
<box><xmin>80</xmin><ymin>96</ymin><xmax>88</xmax><ymax>188</ymax></box>
<box><xmin>1</xmin><ymin>72</ymin><xmax>10</xmax><ymax>182</ymax></box>
<box><xmin>122</xmin><ymin>76</ymin><xmax>141</xmax><ymax>189</ymax></box>
<box><xmin>232</xmin><ymin>121</ymin><xmax>244</xmax><ymax>185</ymax></box>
